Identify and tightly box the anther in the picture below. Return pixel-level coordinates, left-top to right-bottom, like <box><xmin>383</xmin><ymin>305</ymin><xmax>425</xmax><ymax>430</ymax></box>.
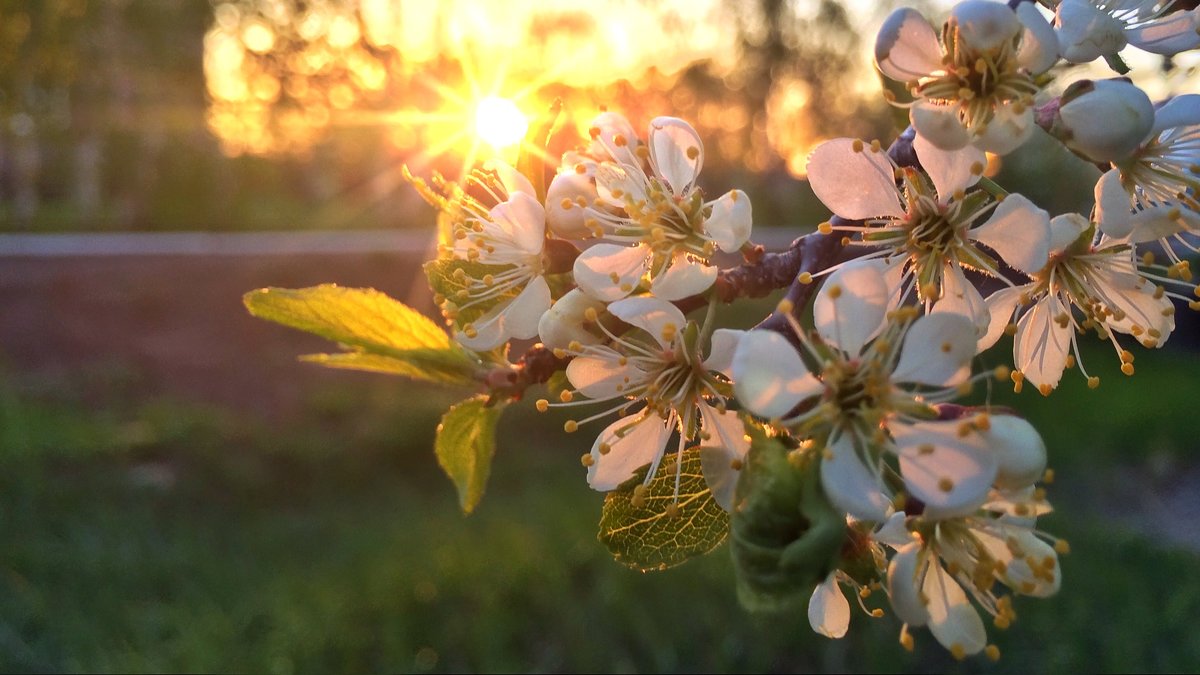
<box><xmin>817</xmin><ymin>221</ymin><xmax>833</xmax><ymax>234</ymax></box>
<box><xmin>985</xmin><ymin>645</ymin><xmax>1001</xmax><ymax>662</ymax></box>
<box><xmin>798</xmin><ymin>272</ymin><xmax>813</xmax><ymax>285</ymax></box>
<box><xmin>686</xmin><ymin>146</ymin><xmax>700</xmax><ymax>160</ymax></box>
<box><xmin>851</xmin><ymin>139</ymin><xmax>864</xmax><ymax>153</ymax></box>
<box><xmin>580</xmin><ymin>453</ymin><xmax>594</xmax><ymax>467</ymax></box>
<box><xmin>560</xmin><ymin>390</ymin><xmax>574</xmax><ymax>403</ymax></box>
<box><xmin>564</xmin><ymin>420</ymin><xmax>578</xmax><ymax>433</ymax></box>
<box><xmin>536</xmin><ymin>399</ymin><xmax>550</xmax><ymax>413</ymax></box>
<box><xmin>827</xmin><ymin>284</ymin><xmax>843</xmax><ymax>300</ymax></box>
<box><xmin>776</xmin><ymin>299</ymin><xmax>794</xmax><ymax>314</ymax></box>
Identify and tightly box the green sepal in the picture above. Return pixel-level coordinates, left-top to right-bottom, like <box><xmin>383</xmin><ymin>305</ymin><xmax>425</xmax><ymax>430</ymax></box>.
<box><xmin>598</xmin><ymin>446</ymin><xmax>730</xmax><ymax>572</ymax></box>
<box><xmin>434</xmin><ymin>395</ymin><xmax>506</xmax><ymax>514</ymax></box>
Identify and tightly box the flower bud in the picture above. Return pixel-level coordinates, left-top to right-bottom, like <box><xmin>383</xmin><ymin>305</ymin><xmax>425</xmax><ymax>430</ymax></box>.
<box><xmin>1055</xmin><ymin>0</ymin><xmax>1126</xmax><ymax>63</ymax></box>
<box><xmin>1058</xmin><ymin>79</ymin><xmax>1154</xmax><ymax>162</ymax></box>
<box><xmin>537</xmin><ymin>289</ymin><xmax>606</xmax><ymax>350</ymax></box>
<box><xmin>545</xmin><ymin>169</ymin><xmax>597</xmax><ymax>239</ymax></box>
<box><xmin>951</xmin><ymin>0</ymin><xmax>1021</xmax><ymax>52</ymax></box>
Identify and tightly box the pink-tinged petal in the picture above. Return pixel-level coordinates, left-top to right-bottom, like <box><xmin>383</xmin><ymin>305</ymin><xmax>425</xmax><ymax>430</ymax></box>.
<box><xmin>731</xmin><ymin>330</ymin><xmax>822</xmax><ymax>419</ymax></box>
<box><xmin>1014</xmin><ymin>293</ymin><xmax>1072</xmax><ymax>393</ymax></box>
<box><xmin>1095</xmin><ymin>169</ymin><xmax>1135</xmax><ymax>238</ymax></box>
<box><xmin>1017</xmin><ymin>1</ymin><xmax>1059</xmax><ymax>74</ymax></box>
<box><xmin>875</xmin><ymin>512</ymin><xmax>915</xmax><ymax>549</ymax></box>
<box><xmin>1060</xmin><ymin>80</ymin><xmax>1155</xmax><ymax>162</ymax></box>
<box><xmin>705</xmin><ymin>189</ymin><xmax>753</xmax><ymax>251</ymax></box>
<box><xmin>875</xmin><ymin>7</ymin><xmax>944</xmax><ymax>81</ymax></box>
<box><xmin>456</xmin><ymin>303</ymin><xmax>507</xmax><ymax>351</ymax></box>
<box><xmin>983</xmin><ymin>414</ymin><xmax>1047</xmax><ymax>491</ymax></box>
<box><xmin>648</xmin><ymin>117</ymin><xmax>703</xmax><ymax>195</ymax></box>
<box><xmin>860</xmin><ymin>256</ymin><xmax>910</xmax><ymax>314</ymax></box>
<box><xmin>587</xmin><ymin>413</ymin><xmax>673</xmax><ymax>491</ymax></box>
<box><xmin>814</xmin><ymin>262</ymin><xmax>890</xmax><ymax>355</ymax></box>
<box><xmin>1151</xmin><ymin>94</ymin><xmax>1200</xmax><ymax>136</ymax></box>
<box><xmin>821</xmin><ymin>433</ymin><xmax>892</xmax><ymax>522</ymax></box>
<box><xmin>566</xmin><ymin>346</ymin><xmax>647</xmax><ymax>399</ymax></box>
<box><xmin>698</xmin><ymin>405</ymin><xmax>751</xmax><ymax>512</ymax></box>
<box><xmin>887</xmin><ymin>542</ymin><xmax>930</xmax><ymax>627</ymax></box>
<box><xmin>1128</xmin><ymin>9</ymin><xmax>1200</xmax><ymax>56</ymax></box>
<box><xmin>924</xmin><ymin>560</ymin><xmax>987</xmax><ymax>656</ymax></box>
<box><xmin>594</xmin><ymin>162</ymin><xmax>648</xmax><ymax>206</ymax></box>
<box><xmin>608</xmin><ymin>295</ymin><xmax>687</xmax><ymax>349</ymax></box>
<box><xmin>895</xmin><ymin>420</ymin><xmax>998</xmax><ymax>519</ymax></box>
<box><xmin>545</xmin><ymin>171</ymin><xmax>597</xmax><ymax>240</ymax></box>
<box><xmin>952</xmin><ymin>0</ymin><xmax>1021</xmax><ymax>51</ymax></box>
<box><xmin>702</xmin><ymin>328</ymin><xmax>745</xmax><ymax>378</ymax></box>
<box><xmin>891</xmin><ymin>313</ymin><xmax>976</xmax><ymax>387</ymax></box>
<box><xmin>1055</xmin><ymin>0</ymin><xmax>1126</xmax><ymax>63</ymax></box>
<box><xmin>573</xmin><ymin>243</ymin><xmax>648</xmax><ymax>301</ymax></box>
<box><xmin>978</xmin><ymin>285</ymin><xmax>1030</xmax><ymax>353</ymax></box>
<box><xmin>971</xmin><ymin>193</ymin><xmax>1051</xmax><ymax>274</ymax></box>
<box><xmin>649</xmin><ymin>254</ymin><xmax>717</xmax><ymax>301</ymax></box>
<box><xmin>911</xmin><ymin>103</ymin><xmax>971</xmax><ymax>151</ymax></box>
<box><xmin>483</xmin><ymin>159</ymin><xmax>535</xmax><ymax>198</ymax></box>
<box><xmin>587</xmin><ymin>111</ymin><xmax>640</xmax><ymax>167</ymax></box>
<box><xmin>973</xmin><ymin>102</ymin><xmax>1035</xmax><ymax>155</ymax></box>
<box><xmin>807</xmin><ymin>138</ymin><xmax>906</xmax><ymax>220</ymax></box>
<box><xmin>489</xmin><ymin>192</ymin><xmax>545</xmax><ymax>256</ymax></box>
<box><xmin>501</xmin><ymin>274</ymin><xmax>551</xmax><ymax>340</ymax></box>
<box><xmin>1049</xmin><ymin>213</ymin><xmax>1090</xmax><ymax>253</ymax></box>
<box><xmin>538</xmin><ymin>289</ymin><xmax>607</xmax><ymax>350</ymax></box>
<box><xmin>914</xmin><ymin>134</ymin><xmax>985</xmax><ymax>202</ymax></box>
<box><xmin>931</xmin><ymin>263</ymin><xmax>990</xmax><ymax>336</ymax></box>
<box><xmin>809</xmin><ymin>574</ymin><xmax>851</xmax><ymax>639</ymax></box>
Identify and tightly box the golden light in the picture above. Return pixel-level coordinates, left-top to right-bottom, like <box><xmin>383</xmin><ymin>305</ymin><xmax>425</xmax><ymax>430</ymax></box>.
<box><xmin>474</xmin><ymin>96</ymin><xmax>528</xmax><ymax>149</ymax></box>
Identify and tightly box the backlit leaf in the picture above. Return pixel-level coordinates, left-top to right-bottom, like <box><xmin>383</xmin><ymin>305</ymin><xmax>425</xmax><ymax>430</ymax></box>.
<box><xmin>435</xmin><ymin>395</ymin><xmax>505</xmax><ymax>514</ymax></box>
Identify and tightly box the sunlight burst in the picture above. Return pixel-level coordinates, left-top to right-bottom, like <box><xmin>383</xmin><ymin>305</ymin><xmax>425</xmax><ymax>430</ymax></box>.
<box><xmin>474</xmin><ymin>96</ymin><xmax>528</xmax><ymax>149</ymax></box>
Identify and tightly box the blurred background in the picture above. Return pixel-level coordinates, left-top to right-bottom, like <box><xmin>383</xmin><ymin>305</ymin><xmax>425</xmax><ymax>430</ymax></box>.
<box><xmin>1</xmin><ymin>0</ymin><xmax>1200</xmax><ymax>671</ymax></box>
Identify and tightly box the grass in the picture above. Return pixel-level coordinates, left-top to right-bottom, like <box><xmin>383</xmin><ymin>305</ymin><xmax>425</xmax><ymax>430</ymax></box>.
<box><xmin>0</xmin><ymin>339</ymin><xmax>1198</xmax><ymax>672</ymax></box>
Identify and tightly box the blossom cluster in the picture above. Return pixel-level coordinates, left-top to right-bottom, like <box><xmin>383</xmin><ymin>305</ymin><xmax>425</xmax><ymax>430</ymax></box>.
<box><xmin>409</xmin><ymin>0</ymin><xmax>1200</xmax><ymax>661</ymax></box>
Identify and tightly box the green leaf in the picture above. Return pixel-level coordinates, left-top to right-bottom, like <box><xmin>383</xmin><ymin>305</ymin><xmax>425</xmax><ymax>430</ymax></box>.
<box><xmin>423</xmin><ymin>258</ymin><xmax>519</xmax><ymax>327</ymax></box>
<box><xmin>434</xmin><ymin>395</ymin><xmax>505</xmax><ymax>514</ymax></box>
<box><xmin>244</xmin><ymin>285</ymin><xmax>478</xmax><ymax>384</ymax></box>
<box><xmin>597</xmin><ymin>447</ymin><xmax>730</xmax><ymax>572</ymax></box>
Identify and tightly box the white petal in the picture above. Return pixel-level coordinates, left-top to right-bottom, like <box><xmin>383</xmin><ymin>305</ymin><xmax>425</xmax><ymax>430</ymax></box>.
<box><xmin>911</xmin><ymin>103</ymin><xmax>971</xmax><ymax>151</ymax></box>
<box><xmin>595</xmin><ymin>162</ymin><xmax>648</xmax><ymax>206</ymax></box>
<box><xmin>501</xmin><ymin>274</ymin><xmax>551</xmax><ymax>340</ymax></box>
<box><xmin>1151</xmin><ymin>93</ymin><xmax>1200</xmax><ymax>136</ymax></box>
<box><xmin>814</xmin><ymin>262</ymin><xmax>890</xmax><ymax>355</ymax></box>
<box><xmin>978</xmin><ymin>285</ymin><xmax>1029</xmax><ymax>353</ymax></box>
<box><xmin>1127</xmin><ymin>9</ymin><xmax>1200</xmax><ymax>56</ymax></box>
<box><xmin>705</xmin><ymin>189</ymin><xmax>753</xmax><ymax>252</ymax></box>
<box><xmin>891</xmin><ymin>313</ymin><xmax>976</xmax><ymax>387</ymax></box>
<box><xmin>1014</xmin><ymin>293</ymin><xmax>1072</xmax><ymax>393</ymax></box>
<box><xmin>1049</xmin><ymin>213</ymin><xmax>1091</xmax><ymax>252</ymax></box>
<box><xmin>607</xmin><ymin>295</ymin><xmax>687</xmax><ymax>349</ymax></box>
<box><xmin>809</xmin><ymin>574</ymin><xmax>851</xmax><ymax>639</ymax></box>
<box><xmin>875</xmin><ymin>512</ymin><xmax>915</xmax><ymax>548</ymax></box>
<box><xmin>566</xmin><ymin>347</ymin><xmax>647</xmax><ymax>399</ymax></box>
<box><xmin>931</xmin><ymin>263</ymin><xmax>990</xmax><ymax>336</ymax></box>
<box><xmin>952</xmin><ymin>0</ymin><xmax>1020</xmax><ymax>51</ymax></box>
<box><xmin>975</xmin><ymin>526</ymin><xmax>1060</xmax><ymax>597</ymax></box>
<box><xmin>484</xmin><ymin>159</ymin><xmax>534</xmax><ymax>198</ymax></box>
<box><xmin>489</xmin><ymin>192</ymin><xmax>546</xmax><ymax>256</ymax></box>
<box><xmin>971</xmin><ymin>193</ymin><xmax>1051</xmax><ymax>274</ymax></box>
<box><xmin>1016</xmin><ymin>1</ymin><xmax>1060</xmax><ymax>74</ymax></box>
<box><xmin>649</xmin><ymin>254</ymin><xmax>717</xmax><ymax>301</ymax></box>
<box><xmin>973</xmin><ymin>102</ymin><xmax>1035</xmax><ymax>155</ymax></box>
<box><xmin>698</xmin><ymin>405</ymin><xmax>751</xmax><ymax>512</ymax></box>
<box><xmin>1101</xmin><ymin>275</ymin><xmax>1175</xmax><ymax>343</ymax></box>
<box><xmin>821</xmin><ymin>433</ymin><xmax>892</xmax><ymax>522</ymax></box>
<box><xmin>875</xmin><ymin>7</ymin><xmax>944</xmax><ymax>81</ymax></box>
<box><xmin>538</xmin><ymin>289</ymin><xmax>607</xmax><ymax>350</ymax></box>
<box><xmin>806</xmin><ymin>138</ymin><xmax>906</xmax><ymax>220</ymax></box>
<box><xmin>573</xmin><ymin>243</ymin><xmax>648</xmax><ymax>301</ymax></box>
<box><xmin>887</xmin><ymin>542</ymin><xmax>930</xmax><ymax>627</ymax></box>
<box><xmin>587</xmin><ymin>413</ymin><xmax>673</xmax><ymax>491</ymax></box>
<box><xmin>1121</xmin><ymin>206</ymin><xmax>1195</xmax><ymax>244</ymax></box>
<box><xmin>1060</xmin><ymin>80</ymin><xmax>1155</xmax><ymax>162</ymax></box>
<box><xmin>894</xmin><ymin>420</ymin><xmax>998</xmax><ymax>519</ymax></box>
<box><xmin>984</xmin><ymin>414</ymin><xmax>1047</xmax><ymax>491</ymax></box>
<box><xmin>702</xmin><ymin>328</ymin><xmax>745</xmax><ymax>378</ymax></box>
<box><xmin>731</xmin><ymin>331</ymin><xmax>822</xmax><ymax>419</ymax></box>
<box><xmin>648</xmin><ymin>117</ymin><xmax>703</xmax><ymax>195</ymax></box>
<box><xmin>456</xmin><ymin>303</ymin><xmax>507</xmax><ymax>351</ymax></box>
<box><xmin>914</xmin><ymin>135</ymin><xmax>985</xmax><ymax>201</ymax></box>
<box><xmin>924</xmin><ymin>560</ymin><xmax>987</xmax><ymax>656</ymax></box>
<box><xmin>1055</xmin><ymin>0</ymin><xmax>1126</xmax><ymax>63</ymax></box>
<box><xmin>1095</xmin><ymin>169</ymin><xmax>1134</xmax><ymax>238</ymax></box>
<box><xmin>545</xmin><ymin>170</ymin><xmax>598</xmax><ymax>240</ymax></box>
<box><xmin>587</xmin><ymin>111</ymin><xmax>640</xmax><ymax>167</ymax></box>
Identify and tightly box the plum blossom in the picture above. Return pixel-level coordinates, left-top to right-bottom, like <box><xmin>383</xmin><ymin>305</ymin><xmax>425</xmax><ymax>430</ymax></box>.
<box><xmin>730</xmin><ymin>264</ymin><xmax>1041</xmax><ymax>523</ymax></box>
<box><xmin>538</xmin><ymin>296</ymin><xmax>749</xmax><ymax>510</ymax></box>
<box><xmin>875</xmin><ymin>1</ymin><xmax>1058</xmax><ymax>153</ymax></box>
<box><xmin>1055</xmin><ymin>0</ymin><xmax>1200</xmax><ymax>64</ymax></box>
<box><xmin>554</xmin><ymin>116</ymin><xmax>752</xmax><ymax>302</ymax></box>
<box><xmin>1057</xmin><ymin>79</ymin><xmax>1156</xmax><ymax>162</ymax></box>
<box><xmin>806</xmin><ymin>136</ymin><xmax>1051</xmax><ymax>334</ymax></box>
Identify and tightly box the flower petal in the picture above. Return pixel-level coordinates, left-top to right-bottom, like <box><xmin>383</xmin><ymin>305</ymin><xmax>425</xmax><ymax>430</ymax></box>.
<box><xmin>595</xmin><ymin>162</ymin><xmax>648</xmax><ymax>206</ymax></box>
<box><xmin>978</xmin><ymin>285</ymin><xmax>1029</xmax><ymax>353</ymax></box>
<box><xmin>971</xmin><ymin>192</ymin><xmax>1051</xmax><ymax>274</ymax></box>
<box><xmin>975</xmin><ymin>526</ymin><xmax>1060</xmax><ymax>597</ymax></box>
<box><xmin>703</xmin><ymin>328</ymin><xmax>745</xmax><ymax>378</ymax></box>
<box><xmin>875</xmin><ymin>512</ymin><xmax>915</xmax><ymax>549</ymax></box>
<box><xmin>545</xmin><ymin>170</ymin><xmax>598</xmax><ymax>240</ymax></box>
<box><xmin>1127</xmin><ymin>9</ymin><xmax>1200</xmax><ymax>56</ymax></box>
<box><xmin>983</xmin><ymin>414</ymin><xmax>1047</xmax><ymax>491</ymax></box>
<box><xmin>489</xmin><ymin>191</ymin><xmax>547</xmax><ymax>256</ymax></box>
<box><xmin>456</xmin><ymin>303</ymin><xmax>507</xmax><ymax>351</ymax></box>
<box><xmin>1151</xmin><ymin>93</ymin><xmax>1200</xmax><ymax>136</ymax></box>
<box><xmin>887</xmin><ymin>542</ymin><xmax>930</xmax><ymax>627</ymax></box>
<box><xmin>931</xmin><ymin>263</ymin><xmax>990</xmax><ymax>336</ymax></box>
<box><xmin>894</xmin><ymin>419</ymin><xmax>998</xmax><ymax>520</ymax></box>
<box><xmin>1016</xmin><ymin>1</ymin><xmax>1059</xmax><ymax>74</ymax></box>
<box><xmin>875</xmin><ymin>7</ymin><xmax>944</xmax><ymax>82</ymax></box>
<box><xmin>911</xmin><ymin>102</ymin><xmax>971</xmax><ymax>151</ymax></box>
<box><xmin>973</xmin><ymin>102</ymin><xmax>1035</xmax><ymax>155</ymax></box>
<box><xmin>649</xmin><ymin>254</ymin><xmax>717</xmax><ymax>301</ymax></box>
<box><xmin>608</xmin><ymin>295</ymin><xmax>687</xmax><ymax>349</ymax></box>
<box><xmin>891</xmin><ymin>313</ymin><xmax>976</xmax><ymax>387</ymax></box>
<box><xmin>807</xmin><ymin>138</ymin><xmax>906</xmax><ymax>220</ymax></box>
<box><xmin>809</xmin><ymin>574</ymin><xmax>851</xmax><ymax>639</ymax></box>
<box><xmin>587</xmin><ymin>413</ymin><xmax>673</xmax><ymax>491</ymax></box>
<box><xmin>705</xmin><ymin>189</ymin><xmax>753</xmax><ymax>251</ymax></box>
<box><xmin>914</xmin><ymin>134</ymin><xmax>985</xmax><ymax>202</ymax></box>
<box><xmin>1049</xmin><ymin>213</ymin><xmax>1090</xmax><ymax>252</ymax></box>
<box><xmin>1055</xmin><ymin>0</ymin><xmax>1126</xmax><ymax>63</ymax></box>
<box><xmin>500</xmin><ymin>274</ymin><xmax>551</xmax><ymax>340</ymax></box>
<box><xmin>538</xmin><ymin>288</ymin><xmax>607</xmax><ymax>349</ymax></box>
<box><xmin>814</xmin><ymin>262</ymin><xmax>890</xmax><ymax>355</ymax></box>
<box><xmin>698</xmin><ymin>405</ymin><xmax>751</xmax><ymax>512</ymax></box>
<box><xmin>731</xmin><ymin>330</ymin><xmax>822</xmax><ymax>419</ymax></box>
<box><xmin>587</xmin><ymin>111</ymin><xmax>640</xmax><ymax>167</ymax></box>
<box><xmin>648</xmin><ymin>116</ymin><xmax>703</xmax><ymax>195</ymax></box>
<box><xmin>1095</xmin><ymin>168</ymin><xmax>1134</xmax><ymax>238</ymax></box>
<box><xmin>566</xmin><ymin>346</ymin><xmax>648</xmax><ymax>399</ymax></box>
<box><xmin>821</xmin><ymin>433</ymin><xmax>892</xmax><ymax>522</ymax></box>
<box><xmin>1014</xmin><ymin>293</ymin><xmax>1072</xmax><ymax>393</ymax></box>
<box><xmin>924</xmin><ymin>560</ymin><xmax>987</xmax><ymax>656</ymax></box>
<box><xmin>573</xmin><ymin>243</ymin><xmax>648</xmax><ymax>301</ymax></box>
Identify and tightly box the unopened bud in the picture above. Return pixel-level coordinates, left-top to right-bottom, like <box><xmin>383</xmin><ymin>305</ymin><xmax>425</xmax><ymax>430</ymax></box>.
<box><xmin>1058</xmin><ymin>79</ymin><xmax>1154</xmax><ymax>163</ymax></box>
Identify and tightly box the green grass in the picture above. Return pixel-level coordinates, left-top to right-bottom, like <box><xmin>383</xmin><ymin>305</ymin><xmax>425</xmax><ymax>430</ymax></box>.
<box><xmin>0</xmin><ymin>341</ymin><xmax>1198</xmax><ymax>672</ymax></box>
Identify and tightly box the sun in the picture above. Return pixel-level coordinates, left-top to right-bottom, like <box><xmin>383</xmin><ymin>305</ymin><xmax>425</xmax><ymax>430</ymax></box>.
<box><xmin>474</xmin><ymin>96</ymin><xmax>529</xmax><ymax>149</ymax></box>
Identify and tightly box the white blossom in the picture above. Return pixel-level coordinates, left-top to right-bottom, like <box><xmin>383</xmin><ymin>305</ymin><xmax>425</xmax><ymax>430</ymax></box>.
<box><xmin>1057</xmin><ymin>79</ymin><xmax>1156</xmax><ymax>162</ymax></box>
<box><xmin>1055</xmin><ymin>0</ymin><xmax>1200</xmax><ymax>64</ymax></box>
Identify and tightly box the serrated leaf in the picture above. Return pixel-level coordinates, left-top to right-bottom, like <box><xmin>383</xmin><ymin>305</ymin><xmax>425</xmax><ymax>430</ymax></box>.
<box><xmin>244</xmin><ymin>285</ymin><xmax>477</xmax><ymax>383</ymax></box>
<box><xmin>598</xmin><ymin>447</ymin><xmax>730</xmax><ymax>572</ymax></box>
<box><xmin>435</xmin><ymin>395</ymin><xmax>505</xmax><ymax>514</ymax></box>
